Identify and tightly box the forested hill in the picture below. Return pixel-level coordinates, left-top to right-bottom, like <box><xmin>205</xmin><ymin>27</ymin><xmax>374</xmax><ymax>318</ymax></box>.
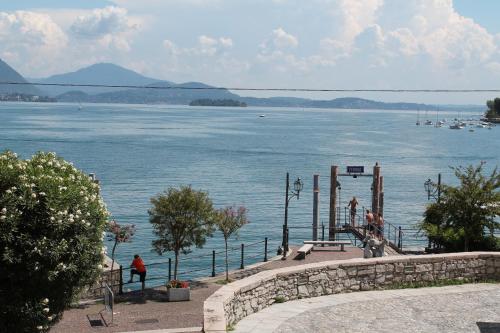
<box><xmin>0</xmin><ymin>59</ymin><xmax>42</xmax><ymax>96</ymax></box>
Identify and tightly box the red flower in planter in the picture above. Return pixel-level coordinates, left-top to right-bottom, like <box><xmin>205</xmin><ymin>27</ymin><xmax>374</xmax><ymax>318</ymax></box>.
<box><xmin>167</xmin><ymin>280</ymin><xmax>189</xmax><ymax>288</ymax></box>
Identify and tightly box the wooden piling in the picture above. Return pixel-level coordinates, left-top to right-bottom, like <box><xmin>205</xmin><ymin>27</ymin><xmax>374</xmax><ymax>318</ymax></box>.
<box><xmin>372</xmin><ymin>162</ymin><xmax>381</xmax><ymax>215</ymax></box>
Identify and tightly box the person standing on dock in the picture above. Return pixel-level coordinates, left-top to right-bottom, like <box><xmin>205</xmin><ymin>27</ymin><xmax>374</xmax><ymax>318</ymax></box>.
<box><xmin>347</xmin><ymin>196</ymin><xmax>358</xmax><ymax>226</ymax></box>
<box><xmin>129</xmin><ymin>254</ymin><xmax>147</xmax><ymax>286</ymax></box>
<box><xmin>365</xmin><ymin>209</ymin><xmax>374</xmax><ymax>234</ymax></box>
<box><xmin>376</xmin><ymin>213</ymin><xmax>384</xmax><ymax>239</ymax></box>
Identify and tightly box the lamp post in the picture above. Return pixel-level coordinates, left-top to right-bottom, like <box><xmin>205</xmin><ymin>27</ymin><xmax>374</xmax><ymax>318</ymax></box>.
<box><xmin>424</xmin><ymin>173</ymin><xmax>441</xmax><ymax>202</ymax></box>
<box><xmin>282</xmin><ymin>172</ymin><xmax>303</xmax><ymax>260</ymax></box>
<box><xmin>336</xmin><ymin>180</ymin><xmax>341</xmax><ymax>226</ymax></box>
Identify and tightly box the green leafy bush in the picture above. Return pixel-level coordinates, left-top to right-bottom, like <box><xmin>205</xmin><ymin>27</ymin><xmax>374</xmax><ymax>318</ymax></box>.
<box><xmin>0</xmin><ymin>151</ymin><xmax>109</xmax><ymax>332</ymax></box>
<box><xmin>420</xmin><ymin>163</ymin><xmax>500</xmax><ymax>252</ymax></box>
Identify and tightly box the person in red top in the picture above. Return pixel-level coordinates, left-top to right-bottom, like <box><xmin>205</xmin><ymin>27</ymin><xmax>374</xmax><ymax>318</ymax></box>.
<box><xmin>129</xmin><ymin>254</ymin><xmax>147</xmax><ymax>283</ymax></box>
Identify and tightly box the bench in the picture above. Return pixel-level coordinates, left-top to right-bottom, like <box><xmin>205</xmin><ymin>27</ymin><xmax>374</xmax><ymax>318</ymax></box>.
<box><xmin>297</xmin><ymin>244</ymin><xmax>314</xmax><ymax>259</ymax></box>
<box><xmin>303</xmin><ymin>240</ymin><xmax>351</xmax><ymax>252</ymax></box>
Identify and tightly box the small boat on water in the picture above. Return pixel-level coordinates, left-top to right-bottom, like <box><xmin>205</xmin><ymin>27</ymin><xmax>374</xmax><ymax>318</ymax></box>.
<box><xmin>449</xmin><ymin>123</ymin><xmax>464</xmax><ymax>129</ymax></box>
<box><xmin>259</xmin><ymin>114</ymin><xmax>265</xmax><ymax>118</ymax></box>
<box><xmin>424</xmin><ymin>120</ymin><xmax>433</xmax><ymax>125</ymax></box>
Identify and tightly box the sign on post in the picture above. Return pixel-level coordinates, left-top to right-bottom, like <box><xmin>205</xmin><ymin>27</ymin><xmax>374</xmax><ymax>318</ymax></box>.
<box><xmin>347</xmin><ymin>166</ymin><xmax>364</xmax><ymax>174</ymax></box>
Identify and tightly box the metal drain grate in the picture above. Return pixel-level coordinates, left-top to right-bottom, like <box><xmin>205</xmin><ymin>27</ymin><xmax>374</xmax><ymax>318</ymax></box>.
<box><xmin>88</xmin><ymin>319</ymin><xmax>104</xmax><ymax>327</ymax></box>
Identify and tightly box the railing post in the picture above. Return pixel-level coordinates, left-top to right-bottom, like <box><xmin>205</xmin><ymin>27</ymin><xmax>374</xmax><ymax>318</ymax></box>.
<box><xmin>168</xmin><ymin>258</ymin><xmax>172</xmax><ymax>281</ymax></box>
<box><xmin>212</xmin><ymin>250</ymin><xmax>216</xmax><ymax>277</ymax></box>
<box><xmin>240</xmin><ymin>243</ymin><xmax>245</xmax><ymax>269</ymax></box>
<box><xmin>119</xmin><ymin>265</ymin><xmax>123</xmax><ymax>295</ymax></box>
<box><xmin>321</xmin><ymin>222</ymin><xmax>325</xmax><ymax>242</ymax></box>
<box><xmin>398</xmin><ymin>226</ymin><xmax>403</xmax><ymax>250</ymax></box>
<box><xmin>344</xmin><ymin>207</ymin><xmax>347</xmax><ymax>226</ymax></box>
<box><xmin>264</xmin><ymin>238</ymin><xmax>268</xmax><ymax>262</ymax></box>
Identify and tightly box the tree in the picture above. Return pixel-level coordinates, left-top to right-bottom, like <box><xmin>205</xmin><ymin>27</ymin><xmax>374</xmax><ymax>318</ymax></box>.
<box><xmin>149</xmin><ymin>186</ymin><xmax>215</xmax><ymax>280</ymax></box>
<box><xmin>214</xmin><ymin>206</ymin><xmax>249</xmax><ymax>281</ymax></box>
<box><xmin>0</xmin><ymin>151</ymin><xmax>108</xmax><ymax>332</ymax></box>
<box><xmin>420</xmin><ymin>162</ymin><xmax>500</xmax><ymax>252</ymax></box>
<box><xmin>106</xmin><ymin>220</ymin><xmax>135</xmax><ymax>271</ymax></box>
<box><xmin>486</xmin><ymin>98</ymin><xmax>500</xmax><ymax>119</ymax></box>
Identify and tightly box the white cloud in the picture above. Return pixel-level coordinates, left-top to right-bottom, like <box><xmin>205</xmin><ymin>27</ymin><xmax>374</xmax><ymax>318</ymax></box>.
<box><xmin>329</xmin><ymin>0</ymin><xmax>384</xmax><ymax>42</ymax></box>
<box><xmin>0</xmin><ymin>11</ymin><xmax>68</xmax><ymax>75</ymax></box>
<box><xmin>159</xmin><ymin>36</ymin><xmax>246</xmax><ymax>80</ymax></box>
<box><xmin>70</xmin><ymin>6</ymin><xmax>136</xmax><ymax>38</ymax></box>
<box><xmin>271</xmin><ymin>27</ymin><xmax>298</xmax><ymax>49</ymax></box>
<box><xmin>319</xmin><ymin>0</ymin><xmax>498</xmax><ymax>70</ymax></box>
<box><xmin>219</xmin><ymin>37</ymin><xmax>233</xmax><ymax>48</ymax></box>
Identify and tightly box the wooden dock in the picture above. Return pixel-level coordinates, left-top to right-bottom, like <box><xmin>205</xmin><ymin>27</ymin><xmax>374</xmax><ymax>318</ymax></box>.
<box><xmin>332</xmin><ymin>224</ymin><xmax>403</xmax><ymax>256</ymax></box>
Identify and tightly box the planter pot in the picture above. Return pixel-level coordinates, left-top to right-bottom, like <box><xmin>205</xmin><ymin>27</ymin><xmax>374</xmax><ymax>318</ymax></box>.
<box><xmin>167</xmin><ymin>287</ymin><xmax>190</xmax><ymax>302</ymax></box>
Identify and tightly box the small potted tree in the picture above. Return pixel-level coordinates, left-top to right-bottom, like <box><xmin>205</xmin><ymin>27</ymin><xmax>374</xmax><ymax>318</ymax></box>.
<box><xmin>214</xmin><ymin>206</ymin><xmax>248</xmax><ymax>282</ymax></box>
<box><xmin>149</xmin><ymin>186</ymin><xmax>215</xmax><ymax>301</ymax></box>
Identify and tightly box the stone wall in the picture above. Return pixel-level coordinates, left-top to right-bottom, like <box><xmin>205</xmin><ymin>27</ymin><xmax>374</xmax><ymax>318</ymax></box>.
<box><xmin>203</xmin><ymin>252</ymin><xmax>500</xmax><ymax>332</ymax></box>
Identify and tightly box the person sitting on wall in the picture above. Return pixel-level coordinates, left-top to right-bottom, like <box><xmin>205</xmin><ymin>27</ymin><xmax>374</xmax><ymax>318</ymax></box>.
<box><xmin>128</xmin><ymin>254</ymin><xmax>147</xmax><ymax>284</ymax></box>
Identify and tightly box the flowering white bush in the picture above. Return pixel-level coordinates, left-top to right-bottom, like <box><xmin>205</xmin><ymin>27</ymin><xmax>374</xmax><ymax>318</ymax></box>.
<box><xmin>0</xmin><ymin>151</ymin><xmax>109</xmax><ymax>332</ymax></box>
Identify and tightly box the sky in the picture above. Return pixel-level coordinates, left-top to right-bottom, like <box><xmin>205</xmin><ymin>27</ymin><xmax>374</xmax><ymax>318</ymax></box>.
<box><xmin>1</xmin><ymin>0</ymin><xmax>500</xmax><ymax>104</ymax></box>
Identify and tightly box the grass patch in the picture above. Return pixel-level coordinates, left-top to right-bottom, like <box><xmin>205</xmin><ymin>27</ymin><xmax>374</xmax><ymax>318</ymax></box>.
<box><xmin>215</xmin><ymin>279</ymin><xmax>234</xmax><ymax>285</ymax></box>
<box><xmin>274</xmin><ymin>296</ymin><xmax>286</xmax><ymax>303</ymax></box>
<box><xmin>386</xmin><ymin>278</ymin><xmax>498</xmax><ymax>290</ymax></box>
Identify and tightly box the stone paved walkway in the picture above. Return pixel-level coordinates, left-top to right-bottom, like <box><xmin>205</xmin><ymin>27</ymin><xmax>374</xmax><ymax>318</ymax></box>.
<box><xmin>234</xmin><ymin>283</ymin><xmax>500</xmax><ymax>333</ymax></box>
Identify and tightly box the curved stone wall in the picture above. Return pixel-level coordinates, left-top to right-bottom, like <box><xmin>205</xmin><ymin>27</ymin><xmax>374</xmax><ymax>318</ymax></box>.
<box><xmin>203</xmin><ymin>252</ymin><xmax>500</xmax><ymax>332</ymax></box>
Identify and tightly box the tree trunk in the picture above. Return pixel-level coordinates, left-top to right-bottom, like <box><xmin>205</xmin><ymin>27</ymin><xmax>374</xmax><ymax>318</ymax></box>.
<box><xmin>174</xmin><ymin>251</ymin><xmax>179</xmax><ymax>280</ymax></box>
<box><xmin>111</xmin><ymin>239</ymin><xmax>118</xmax><ymax>281</ymax></box>
<box><xmin>225</xmin><ymin>238</ymin><xmax>229</xmax><ymax>281</ymax></box>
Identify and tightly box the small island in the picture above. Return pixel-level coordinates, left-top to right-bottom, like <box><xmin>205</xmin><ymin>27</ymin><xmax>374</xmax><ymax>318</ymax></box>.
<box><xmin>189</xmin><ymin>98</ymin><xmax>247</xmax><ymax>107</ymax></box>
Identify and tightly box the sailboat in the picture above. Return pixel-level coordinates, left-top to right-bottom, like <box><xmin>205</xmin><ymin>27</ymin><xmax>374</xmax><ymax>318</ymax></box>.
<box><xmin>434</xmin><ymin>108</ymin><xmax>443</xmax><ymax>127</ymax></box>
<box><xmin>416</xmin><ymin>110</ymin><xmax>421</xmax><ymax>125</ymax></box>
<box><xmin>424</xmin><ymin>110</ymin><xmax>433</xmax><ymax>125</ymax></box>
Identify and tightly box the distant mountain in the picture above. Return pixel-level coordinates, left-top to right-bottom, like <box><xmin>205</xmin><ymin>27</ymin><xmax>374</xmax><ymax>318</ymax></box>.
<box><xmin>241</xmin><ymin>96</ymin><xmax>484</xmax><ymax>112</ymax></box>
<box><xmin>0</xmin><ymin>59</ymin><xmax>42</xmax><ymax>96</ymax></box>
<box><xmin>58</xmin><ymin>81</ymin><xmax>240</xmax><ymax>104</ymax></box>
<box><xmin>245</xmin><ymin>96</ymin><xmax>432</xmax><ymax>110</ymax></box>
<box><xmin>43</xmin><ymin>62</ymin><xmax>484</xmax><ymax>111</ymax></box>
<box><xmin>34</xmin><ymin>63</ymin><xmax>162</xmax><ymax>96</ymax></box>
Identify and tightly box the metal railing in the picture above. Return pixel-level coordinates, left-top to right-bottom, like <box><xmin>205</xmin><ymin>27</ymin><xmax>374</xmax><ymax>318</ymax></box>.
<box><xmin>90</xmin><ymin>238</ymin><xmax>276</xmax><ymax>294</ymax></box>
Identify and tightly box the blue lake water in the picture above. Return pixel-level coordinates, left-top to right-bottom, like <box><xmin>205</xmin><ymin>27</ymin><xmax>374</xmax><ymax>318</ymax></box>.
<box><xmin>1</xmin><ymin>102</ymin><xmax>497</xmax><ymax>286</ymax></box>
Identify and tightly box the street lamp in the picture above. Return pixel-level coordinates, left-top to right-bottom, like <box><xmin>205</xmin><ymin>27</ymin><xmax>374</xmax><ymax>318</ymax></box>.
<box><xmin>336</xmin><ymin>181</ymin><xmax>341</xmax><ymax>225</ymax></box>
<box><xmin>282</xmin><ymin>172</ymin><xmax>303</xmax><ymax>259</ymax></box>
<box><xmin>424</xmin><ymin>173</ymin><xmax>441</xmax><ymax>202</ymax></box>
